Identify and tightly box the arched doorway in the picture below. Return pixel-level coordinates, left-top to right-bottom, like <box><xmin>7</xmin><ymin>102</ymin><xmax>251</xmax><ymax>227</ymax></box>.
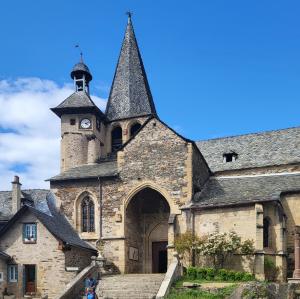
<box><xmin>125</xmin><ymin>187</ymin><xmax>170</xmax><ymax>274</ymax></box>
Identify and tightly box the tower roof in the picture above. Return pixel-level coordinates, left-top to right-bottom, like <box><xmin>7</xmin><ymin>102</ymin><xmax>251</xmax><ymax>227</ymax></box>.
<box><xmin>51</xmin><ymin>91</ymin><xmax>104</xmax><ymax>118</ymax></box>
<box><xmin>71</xmin><ymin>59</ymin><xmax>92</xmax><ymax>82</ymax></box>
<box><xmin>105</xmin><ymin>15</ymin><xmax>157</xmax><ymax>121</ymax></box>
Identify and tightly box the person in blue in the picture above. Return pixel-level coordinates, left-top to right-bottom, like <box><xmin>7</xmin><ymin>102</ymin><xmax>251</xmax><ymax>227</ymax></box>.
<box><xmin>87</xmin><ymin>288</ymin><xmax>96</xmax><ymax>299</ymax></box>
<box><xmin>85</xmin><ymin>275</ymin><xmax>96</xmax><ymax>294</ymax></box>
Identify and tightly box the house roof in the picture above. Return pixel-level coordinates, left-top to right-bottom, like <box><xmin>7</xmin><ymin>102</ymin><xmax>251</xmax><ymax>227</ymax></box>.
<box><xmin>0</xmin><ymin>192</ymin><xmax>96</xmax><ymax>253</ymax></box>
<box><xmin>105</xmin><ymin>15</ymin><xmax>157</xmax><ymax>121</ymax></box>
<box><xmin>0</xmin><ymin>189</ymin><xmax>50</xmax><ymax>221</ymax></box>
<box><xmin>51</xmin><ymin>91</ymin><xmax>105</xmax><ymax>118</ymax></box>
<box><xmin>0</xmin><ymin>251</ymin><xmax>11</xmax><ymax>260</ymax></box>
<box><xmin>48</xmin><ymin>160</ymin><xmax>118</xmax><ymax>182</ymax></box>
<box><xmin>196</xmin><ymin>126</ymin><xmax>300</xmax><ymax>173</ymax></box>
<box><xmin>191</xmin><ymin>172</ymin><xmax>300</xmax><ymax>209</ymax></box>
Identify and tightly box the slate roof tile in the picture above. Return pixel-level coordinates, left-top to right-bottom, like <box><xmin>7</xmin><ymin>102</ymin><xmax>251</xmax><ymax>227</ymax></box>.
<box><xmin>105</xmin><ymin>16</ymin><xmax>157</xmax><ymax>121</ymax></box>
<box><xmin>197</xmin><ymin>126</ymin><xmax>300</xmax><ymax>172</ymax></box>
<box><xmin>192</xmin><ymin>173</ymin><xmax>300</xmax><ymax>208</ymax></box>
<box><xmin>48</xmin><ymin>161</ymin><xmax>118</xmax><ymax>182</ymax></box>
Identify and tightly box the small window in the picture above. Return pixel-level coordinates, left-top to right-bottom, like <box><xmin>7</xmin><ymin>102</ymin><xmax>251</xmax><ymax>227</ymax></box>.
<box><xmin>223</xmin><ymin>152</ymin><xmax>238</xmax><ymax>163</ymax></box>
<box><xmin>263</xmin><ymin>217</ymin><xmax>270</xmax><ymax>248</ymax></box>
<box><xmin>0</xmin><ymin>272</ymin><xmax>3</xmax><ymax>282</ymax></box>
<box><xmin>111</xmin><ymin>126</ymin><xmax>122</xmax><ymax>152</ymax></box>
<box><xmin>23</xmin><ymin>223</ymin><xmax>37</xmax><ymax>243</ymax></box>
<box><xmin>70</xmin><ymin>119</ymin><xmax>76</xmax><ymax>125</ymax></box>
<box><xmin>81</xmin><ymin>197</ymin><xmax>95</xmax><ymax>233</ymax></box>
<box><xmin>8</xmin><ymin>265</ymin><xmax>18</xmax><ymax>282</ymax></box>
<box><xmin>130</xmin><ymin>123</ymin><xmax>142</xmax><ymax>138</ymax></box>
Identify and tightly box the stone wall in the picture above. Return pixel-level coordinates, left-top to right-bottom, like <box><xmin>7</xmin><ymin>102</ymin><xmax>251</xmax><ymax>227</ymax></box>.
<box><xmin>0</xmin><ymin>258</ymin><xmax>7</xmax><ymax>297</ymax></box>
<box><xmin>60</xmin><ymin>113</ymin><xmax>104</xmax><ymax>171</ymax></box>
<box><xmin>0</xmin><ymin>211</ymin><xmax>93</xmax><ymax>299</ymax></box>
<box><xmin>281</xmin><ymin>192</ymin><xmax>300</xmax><ymax>278</ymax></box>
<box><xmin>51</xmin><ymin>180</ymin><xmax>101</xmax><ymax>243</ymax></box>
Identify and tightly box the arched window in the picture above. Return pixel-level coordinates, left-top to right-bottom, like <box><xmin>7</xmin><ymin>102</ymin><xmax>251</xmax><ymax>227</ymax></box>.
<box><xmin>263</xmin><ymin>217</ymin><xmax>270</xmax><ymax>248</ymax></box>
<box><xmin>130</xmin><ymin>123</ymin><xmax>142</xmax><ymax>138</ymax></box>
<box><xmin>81</xmin><ymin>197</ymin><xmax>95</xmax><ymax>232</ymax></box>
<box><xmin>111</xmin><ymin>126</ymin><xmax>122</xmax><ymax>152</ymax></box>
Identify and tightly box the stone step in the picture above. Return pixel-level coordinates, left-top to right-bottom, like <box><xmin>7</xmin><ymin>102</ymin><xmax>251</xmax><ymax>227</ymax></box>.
<box><xmin>96</xmin><ymin>273</ymin><xmax>164</xmax><ymax>299</ymax></box>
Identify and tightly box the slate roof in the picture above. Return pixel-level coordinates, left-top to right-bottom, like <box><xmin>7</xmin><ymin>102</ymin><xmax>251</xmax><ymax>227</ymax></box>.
<box><xmin>51</xmin><ymin>91</ymin><xmax>105</xmax><ymax>118</ymax></box>
<box><xmin>49</xmin><ymin>160</ymin><xmax>118</xmax><ymax>182</ymax></box>
<box><xmin>105</xmin><ymin>16</ymin><xmax>157</xmax><ymax>121</ymax></box>
<box><xmin>196</xmin><ymin>126</ymin><xmax>300</xmax><ymax>173</ymax></box>
<box><xmin>0</xmin><ymin>251</ymin><xmax>10</xmax><ymax>260</ymax></box>
<box><xmin>191</xmin><ymin>172</ymin><xmax>300</xmax><ymax>208</ymax></box>
<box><xmin>0</xmin><ymin>192</ymin><xmax>96</xmax><ymax>252</ymax></box>
<box><xmin>0</xmin><ymin>189</ymin><xmax>50</xmax><ymax>221</ymax></box>
<box><xmin>71</xmin><ymin>61</ymin><xmax>92</xmax><ymax>82</ymax></box>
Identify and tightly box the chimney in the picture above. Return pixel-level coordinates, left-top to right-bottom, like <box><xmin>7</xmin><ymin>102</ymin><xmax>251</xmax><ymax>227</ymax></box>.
<box><xmin>11</xmin><ymin>176</ymin><xmax>22</xmax><ymax>214</ymax></box>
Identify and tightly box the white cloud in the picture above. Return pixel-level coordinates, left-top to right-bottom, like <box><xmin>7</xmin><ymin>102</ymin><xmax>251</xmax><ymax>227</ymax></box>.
<box><xmin>0</xmin><ymin>78</ymin><xmax>107</xmax><ymax>190</ymax></box>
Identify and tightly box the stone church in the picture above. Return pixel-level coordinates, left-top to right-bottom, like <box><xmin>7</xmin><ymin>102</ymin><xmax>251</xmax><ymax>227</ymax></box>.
<box><xmin>0</xmin><ymin>15</ymin><xmax>300</xmax><ymax>298</ymax></box>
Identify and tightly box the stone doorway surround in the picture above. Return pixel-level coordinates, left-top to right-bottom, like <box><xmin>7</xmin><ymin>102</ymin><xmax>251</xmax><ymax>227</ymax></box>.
<box><xmin>124</xmin><ymin>186</ymin><xmax>172</xmax><ymax>274</ymax></box>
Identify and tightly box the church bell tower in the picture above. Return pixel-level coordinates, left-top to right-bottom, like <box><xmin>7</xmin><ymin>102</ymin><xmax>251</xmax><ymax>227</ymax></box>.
<box><xmin>51</xmin><ymin>58</ymin><xmax>105</xmax><ymax>172</ymax></box>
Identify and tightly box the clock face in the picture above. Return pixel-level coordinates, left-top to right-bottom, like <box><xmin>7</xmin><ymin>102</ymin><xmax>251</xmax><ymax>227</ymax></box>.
<box><xmin>80</xmin><ymin>118</ymin><xmax>91</xmax><ymax>129</ymax></box>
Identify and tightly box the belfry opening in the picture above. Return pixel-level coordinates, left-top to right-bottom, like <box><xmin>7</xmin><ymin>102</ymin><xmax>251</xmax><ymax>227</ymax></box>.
<box><xmin>125</xmin><ymin>187</ymin><xmax>170</xmax><ymax>274</ymax></box>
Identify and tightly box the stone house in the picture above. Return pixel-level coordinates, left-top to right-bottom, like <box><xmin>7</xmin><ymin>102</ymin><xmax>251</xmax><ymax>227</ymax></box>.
<box><xmin>0</xmin><ymin>177</ymin><xmax>96</xmax><ymax>298</ymax></box>
<box><xmin>1</xmin><ymin>14</ymin><xmax>300</xmax><ymax>297</ymax></box>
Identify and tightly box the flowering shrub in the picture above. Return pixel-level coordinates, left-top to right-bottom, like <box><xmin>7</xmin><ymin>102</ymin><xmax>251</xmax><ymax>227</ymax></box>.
<box><xmin>175</xmin><ymin>231</ymin><xmax>255</xmax><ymax>269</ymax></box>
<box><xmin>199</xmin><ymin>231</ymin><xmax>255</xmax><ymax>269</ymax></box>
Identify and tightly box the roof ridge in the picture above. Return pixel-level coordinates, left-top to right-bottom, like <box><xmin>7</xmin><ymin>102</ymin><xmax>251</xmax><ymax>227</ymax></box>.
<box><xmin>197</xmin><ymin>125</ymin><xmax>300</xmax><ymax>143</ymax></box>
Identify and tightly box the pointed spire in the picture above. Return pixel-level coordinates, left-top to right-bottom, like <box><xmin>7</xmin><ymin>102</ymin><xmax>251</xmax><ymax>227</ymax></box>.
<box><xmin>105</xmin><ymin>14</ymin><xmax>157</xmax><ymax>121</ymax></box>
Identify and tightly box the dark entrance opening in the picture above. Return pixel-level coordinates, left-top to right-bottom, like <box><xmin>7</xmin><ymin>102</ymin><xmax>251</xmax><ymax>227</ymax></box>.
<box><xmin>24</xmin><ymin>265</ymin><xmax>36</xmax><ymax>294</ymax></box>
<box><xmin>152</xmin><ymin>241</ymin><xmax>168</xmax><ymax>273</ymax></box>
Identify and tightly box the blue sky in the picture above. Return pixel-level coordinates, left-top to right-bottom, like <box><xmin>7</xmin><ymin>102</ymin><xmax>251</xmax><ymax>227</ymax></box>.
<box><xmin>0</xmin><ymin>1</ymin><xmax>299</xmax><ymax>189</ymax></box>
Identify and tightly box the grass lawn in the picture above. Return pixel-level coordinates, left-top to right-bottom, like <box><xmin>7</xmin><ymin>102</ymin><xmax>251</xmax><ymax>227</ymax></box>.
<box><xmin>166</xmin><ymin>277</ymin><xmax>238</xmax><ymax>299</ymax></box>
<box><xmin>167</xmin><ymin>285</ymin><xmax>237</xmax><ymax>299</ymax></box>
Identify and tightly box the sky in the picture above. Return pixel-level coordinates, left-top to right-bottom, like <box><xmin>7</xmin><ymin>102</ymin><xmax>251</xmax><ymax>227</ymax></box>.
<box><xmin>0</xmin><ymin>1</ymin><xmax>300</xmax><ymax>189</ymax></box>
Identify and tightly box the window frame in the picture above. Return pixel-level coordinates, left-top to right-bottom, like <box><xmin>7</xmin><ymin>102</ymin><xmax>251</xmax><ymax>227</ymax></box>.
<box><xmin>81</xmin><ymin>197</ymin><xmax>95</xmax><ymax>233</ymax></box>
<box><xmin>23</xmin><ymin>223</ymin><xmax>37</xmax><ymax>244</ymax></box>
<box><xmin>8</xmin><ymin>265</ymin><xmax>18</xmax><ymax>283</ymax></box>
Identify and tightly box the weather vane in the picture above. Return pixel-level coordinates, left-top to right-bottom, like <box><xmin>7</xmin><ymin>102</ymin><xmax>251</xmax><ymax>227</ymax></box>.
<box><xmin>75</xmin><ymin>44</ymin><xmax>83</xmax><ymax>62</ymax></box>
<box><xmin>126</xmin><ymin>11</ymin><xmax>132</xmax><ymax>18</ymax></box>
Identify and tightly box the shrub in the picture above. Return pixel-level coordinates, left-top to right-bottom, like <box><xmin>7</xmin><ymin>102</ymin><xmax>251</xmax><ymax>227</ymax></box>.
<box><xmin>218</xmin><ymin>269</ymin><xmax>229</xmax><ymax>281</ymax></box>
<box><xmin>234</xmin><ymin>271</ymin><xmax>244</xmax><ymax>281</ymax></box>
<box><xmin>196</xmin><ymin>267</ymin><xmax>207</xmax><ymax>279</ymax></box>
<box><xmin>264</xmin><ymin>257</ymin><xmax>279</xmax><ymax>282</ymax></box>
<box><xmin>199</xmin><ymin>231</ymin><xmax>255</xmax><ymax>269</ymax></box>
<box><xmin>187</xmin><ymin>266</ymin><xmax>197</xmax><ymax>279</ymax></box>
<box><xmin>174</xmin><ymin>231</ymin><xmax>205</xmax><ymax>266</ymax></box>
<box><xmin>205</xmin><ymin>268</ymin><xmax>215</xmax><ymax>280</ymax></box>
<box><xmin>242</xmin><ymin>272</ymin><xmax>255</xmax><ymax>281</ymax></box>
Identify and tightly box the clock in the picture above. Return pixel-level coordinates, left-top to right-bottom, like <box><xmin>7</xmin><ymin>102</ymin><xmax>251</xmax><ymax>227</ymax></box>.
<box><xmin>80</xmin><ymin>118</ymin><xmax>91</xmax><ymax>129</ymax></box>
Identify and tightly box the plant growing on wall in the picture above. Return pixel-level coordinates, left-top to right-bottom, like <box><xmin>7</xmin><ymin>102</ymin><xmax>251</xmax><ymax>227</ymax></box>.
<box><xmin>199</xmin><ymin>231</ymin><xmax>255</xmax><ymax>269</ymax></box>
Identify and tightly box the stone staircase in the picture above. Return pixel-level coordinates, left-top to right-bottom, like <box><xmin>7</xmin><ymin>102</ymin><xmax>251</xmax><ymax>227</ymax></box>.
<box><xmin>96</xmin><ymin>274</ymin><xmax>165</xmax><ymax>299</ymax></box>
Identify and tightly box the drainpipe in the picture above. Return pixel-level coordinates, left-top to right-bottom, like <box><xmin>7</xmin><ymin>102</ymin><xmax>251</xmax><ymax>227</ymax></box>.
<box><xmin>97</xmin><ymin>177</ymin><xmax>103</xmax><ymax>240</ymax></box>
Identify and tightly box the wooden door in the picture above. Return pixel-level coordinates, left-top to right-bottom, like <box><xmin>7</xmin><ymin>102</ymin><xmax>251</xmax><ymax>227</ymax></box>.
<box><xmin>25</xmin><ymin>265</ymin><xmax>36</xmax><ymax>294</ymax></box>
<box><xmin>152</xmin><ymin>241</ymin><xmax>168</xmax><ymax>273</ymax></box>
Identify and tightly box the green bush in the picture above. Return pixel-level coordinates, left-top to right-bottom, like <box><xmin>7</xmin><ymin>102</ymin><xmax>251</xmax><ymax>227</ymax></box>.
<box><xmin>218</xmin><ymin>269</ymin><xmax>229</xmax><ymax>281</ymax></box>
<box><xmin>187</xmin><ymin>266</ymin><xmax>197</xmax><ymax>279</ymax></box>
<box><xmin>196</xmin><ymin>267</ymin><xmax>207</xmax><ymax>279</ymax></box>
<box><xmin>186</xmin><ymin>266</ymin><xmax>255</xmax><ymax>282</ymax></box>
<box><xmin>234</xmin><ymin>271</ymin><xmax>244</xmax><ymax>281</ymax></box>
<box><xmin>206</xmin><ymin>268</ymin><xmax>216</xmax><ymax>280</ymax></box>
<box><xmin>242</xmin><ymin>273</ymin><xmax>255</xmax><ymax>281</ymax></box>
<box><xmin>264</xmin><ymin>257</ymin><xmax>279</xmax><ymax>282</ymax></box>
